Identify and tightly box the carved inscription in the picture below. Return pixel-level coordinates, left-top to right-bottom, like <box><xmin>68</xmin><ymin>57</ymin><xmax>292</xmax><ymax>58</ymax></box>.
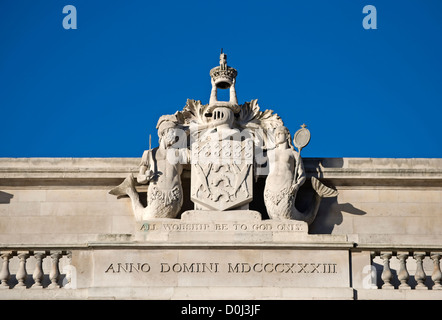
<box><xmin>139</xmin><ymin>221</ymin><xmax>306</xmax><ymax>232</ymax></box>
<box><xmin>93</xmin><ymin>249</ymin><xmax>350</xmax><ymax>288</ymax></box>
<box><xmin>105</xmin><ymin>262</ymin><xmax>337</xmax><ymax>274</ymax></box>
<box><xmin>227</xmin><ymin>262</ymin><xmax>337</xmax><ymax>274</ymax></box>
<box><xmin>105</xmin><ymin>262</ymin><xmax>151</xmax><ymax>273</ymax></box>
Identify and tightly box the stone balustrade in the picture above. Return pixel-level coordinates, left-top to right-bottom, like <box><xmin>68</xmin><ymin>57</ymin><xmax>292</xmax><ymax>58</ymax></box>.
<box><xmin>0</xmin><ymin>250</ymin><xmax>73</xmax><ymax>289</ymax></box>
<box><xmin>369</xmin><ymin>250</ymin><xmax>442</xmax><ymax>290</ymax></box>
<box><xmin>1</xmin><ymin>246</ymin><xmax>441</xmax><ymax>298</ymax></box>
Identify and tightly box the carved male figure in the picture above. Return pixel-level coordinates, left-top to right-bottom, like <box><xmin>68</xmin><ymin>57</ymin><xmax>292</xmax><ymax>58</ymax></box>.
<box><xmin>109</xmin><ymin>119</ymin><xmax>188</xmax><ymax>220</ymax></box>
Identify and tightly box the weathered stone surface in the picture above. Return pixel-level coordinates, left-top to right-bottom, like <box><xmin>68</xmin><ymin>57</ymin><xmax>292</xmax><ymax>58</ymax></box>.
<box><xmin>0</xmin><ymin>157</ymin><xmax>441</xmax><ymax>245</ymax></box>
<box><xmin>0</xmin><ymin>157</ymin><xmax>440</xmax><ymax>300</ymax></box>
<box><xmin>86</xmin><ymin>248</ymin><xmax>350</xmax><ymax>288</ymax></box>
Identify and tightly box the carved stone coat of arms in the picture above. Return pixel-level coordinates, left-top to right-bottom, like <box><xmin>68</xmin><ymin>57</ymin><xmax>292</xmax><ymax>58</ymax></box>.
<box><xmin>109</xmin><ymin>51</ymin><xmax>338</xmax><ymax>228</ymax></box>
<box><xmin>191</xmin><ymin>130</ymin><xmax>253</xmax><ymax>210</ymax></box>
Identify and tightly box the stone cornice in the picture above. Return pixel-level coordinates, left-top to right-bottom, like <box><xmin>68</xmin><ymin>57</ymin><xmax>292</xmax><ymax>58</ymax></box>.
<box><xmin>304</xmin><ymin>158</ymin><xmax>442</xmax><ymax>187</ymax></box>
<box><xmin>0</xmin><ymin>157</ymin><xmax>440</xmax><ymax>187</ymax></box>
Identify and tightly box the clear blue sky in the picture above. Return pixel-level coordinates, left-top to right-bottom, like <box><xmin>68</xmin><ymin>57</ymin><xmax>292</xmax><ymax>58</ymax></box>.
<box><xmin>1</xmin><ymin>0</ymin><xmax>441</xmax><ymax>158</ymax></box>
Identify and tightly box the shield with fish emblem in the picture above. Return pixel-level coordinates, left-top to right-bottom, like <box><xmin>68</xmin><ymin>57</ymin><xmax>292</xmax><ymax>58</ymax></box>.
<box><xmin>191</xmin><ymin>131</ymin><xmax>253</xmax><ymax>211</ymax></box>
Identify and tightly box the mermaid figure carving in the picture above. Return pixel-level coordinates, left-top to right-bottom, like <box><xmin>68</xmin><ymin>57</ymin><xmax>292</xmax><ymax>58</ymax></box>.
<box><xmin>109</xmin><ymin>118</ymin><xmax>188</xmax><ymax>220</ymax></box>
<box><xmin>264</xmin><ymin>126</ymin><xmax>338</xmax><ymax>224</ymax></box>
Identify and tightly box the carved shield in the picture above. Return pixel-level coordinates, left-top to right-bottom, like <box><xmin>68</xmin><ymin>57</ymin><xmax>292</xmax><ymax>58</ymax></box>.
<box><xmin>191</xmin><ymin>133</ymin><xmax>253</xmax><ymax>211</ymax></box>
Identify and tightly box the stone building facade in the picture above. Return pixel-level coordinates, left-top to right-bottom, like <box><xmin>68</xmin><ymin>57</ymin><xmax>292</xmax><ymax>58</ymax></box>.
<box><xmin>0</xmin><ymin>53</ymin><xmax>441</xmax><ymax>300</ymax></box>
<box><xmin>0</xmin><ymin>157</ymin><xmax>440</xmax><ymax>299</ymax></box>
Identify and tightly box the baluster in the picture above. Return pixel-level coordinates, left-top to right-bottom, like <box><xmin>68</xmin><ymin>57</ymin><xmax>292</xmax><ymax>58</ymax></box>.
<box><xmin>15</xmin><ymin>251</ymin><xmax>29</xmax><ymax>288</ymax></box>
<box><xmin>48</xmin><ymin>251</ymin><xmax>62</xmax><ymax>289</ymax></box>
<box><xmin>380</xmin><ymin>252</ymin><xmax>394</xmax><ymax>289</ymax></box>
<box><xmin>368</xmin><ymin>251</ymin><xmax>378</xmax><ymax>289</ymax></box>
<box><xmin>31</xmin><ymin>251</ymin><xmax>46</xmax><ymax>289</ymax></box>
<box><xmin>63</xmin><ymin>251</ymin><xmax>74</xmax><ymax>289</ymax></box>
<box><xmin>0</xmin><ymin>251</ymin><xmax>13</xmax><ymax>289</ymax></box>
<box><xmin>430</xmin><ymin>252</ymin><xmax>442</xmax><ymax>290</ymax></box>
<box><xmin>413</xmin><ymin>252</ymin><xmax>428</xmax><ymax>290</ymax></box>
<box><xmin>397</xmin><ymin>252</ymin><xmax>410</xmax><ymax>289</ymax></box>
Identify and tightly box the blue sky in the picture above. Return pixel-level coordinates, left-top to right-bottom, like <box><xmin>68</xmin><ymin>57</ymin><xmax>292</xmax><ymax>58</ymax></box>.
<box><xmin>1</xmin><ymin>0</ymin><xmax>441</xmax><ymax>158</ymax></box>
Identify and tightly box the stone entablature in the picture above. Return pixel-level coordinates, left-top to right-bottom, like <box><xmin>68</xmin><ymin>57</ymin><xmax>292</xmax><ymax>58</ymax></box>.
<box><xmin>1</xmin><ymin>157</ymin><xmax>439</xmax><ymax>186</ymax></box>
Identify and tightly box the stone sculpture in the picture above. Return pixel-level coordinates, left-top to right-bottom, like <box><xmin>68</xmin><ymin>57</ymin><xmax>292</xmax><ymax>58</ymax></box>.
<box><xmin>109</xmin><ymin>51</ymin><xmax>338</xmax><ymax>227</ymax></box>
<box><xmin>109</xmin><ymin>117</ymin><xmax>188</xmax><ymax>220</ymax></box>
<box><xmin>190</xmin><ymin>114</ymin><xmax>253</xmax><ymax>210</ymax></box>
<box><xmin>264</xmin><ymin>125</ymin><xmax>338</xmax><ymax>224</ymax></box>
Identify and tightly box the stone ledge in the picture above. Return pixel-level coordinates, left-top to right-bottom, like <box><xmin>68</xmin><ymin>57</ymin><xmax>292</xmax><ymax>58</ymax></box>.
<box><xmin>355</xmin><ymin>288</ymin><xmax>442</xmax><ymax>300</ymax></box>
<box><xmin>86</xmin><ymin>239</ymin><xmax>354</xmax><ymax>249</ymax></box>
<box><xmin>355</xmin><ymin>234</ymin><xmax>442</xmax><ymax>250</ymax></box>
<box><xmin>181</xmin><ymin>210</ymin><xmax>262</xmax><ymax>221</ymax></box>
<box><xmin>0</xmin><ymin>288</ymin><xmax>88</xmax><ymax>300</ymax></box>
<box><xmin>1</xmin><ymin>157</ymin><xmax>440</xmax><ymax>187</ymax></box>
<box><xmin>86</xmin><ymin>286</ymin><xmax>355</xmax><ymax>300</ymax></box>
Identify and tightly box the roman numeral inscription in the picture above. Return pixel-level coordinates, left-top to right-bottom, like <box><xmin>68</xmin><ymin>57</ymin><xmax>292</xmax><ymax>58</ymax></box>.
<box><xmin>94</xmin><ymin>249</ymin><xmax>349</xmax><ymax>288</ymax></box>
<box><xmin>227</xmin><ymin>262</ymin><xmax>337</xmax><ymax>274</ymax></box>
<box><xmin>104</xmin><ymin>262</ymin><xmax>337</xmax><ymax>274</ymax></box>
